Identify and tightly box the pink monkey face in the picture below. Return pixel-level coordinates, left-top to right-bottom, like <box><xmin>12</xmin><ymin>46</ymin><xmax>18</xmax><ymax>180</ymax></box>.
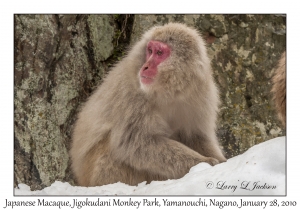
<box><xmin>139</xmin><ymin>40</ymin><xmax>171</xmax><ymax>85</ymax></box>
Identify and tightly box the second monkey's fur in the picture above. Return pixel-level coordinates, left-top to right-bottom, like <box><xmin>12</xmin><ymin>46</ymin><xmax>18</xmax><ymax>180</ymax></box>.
<box><xmin>272</xmin><ymin>52</ymin><xmax>286</xmax><ymax>126</ymax></box>
<box><xmin>70</xmin><ymin>23</ymin><xmax>226</xmax><ymax>187</ymax></box>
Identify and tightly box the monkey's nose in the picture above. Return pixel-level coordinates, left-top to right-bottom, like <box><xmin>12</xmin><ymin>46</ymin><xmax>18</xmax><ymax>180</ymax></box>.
<box><xmin>143</xmin><ymin>66</ymin><xmax>148</xmax><ymax>71</ymax></box>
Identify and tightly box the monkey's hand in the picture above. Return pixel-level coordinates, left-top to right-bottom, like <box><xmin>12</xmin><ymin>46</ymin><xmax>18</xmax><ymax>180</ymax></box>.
<box><xmin>204</xmin><ymin>157</ymin><xmax>220</xmax><ymax>166</ymax></box>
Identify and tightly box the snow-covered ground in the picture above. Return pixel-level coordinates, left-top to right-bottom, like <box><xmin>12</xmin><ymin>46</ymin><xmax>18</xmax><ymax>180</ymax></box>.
<box><xmin>15</xmin><ymin>136</ymin><xmax>286</xmax><ymax>196</ymax></box>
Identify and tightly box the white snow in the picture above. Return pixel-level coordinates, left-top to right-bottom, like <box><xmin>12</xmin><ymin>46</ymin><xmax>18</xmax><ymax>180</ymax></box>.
<box><xmin>15</xmin><ymin>136</ymin><xmax>286</xmax><ymax>196</ymax></box>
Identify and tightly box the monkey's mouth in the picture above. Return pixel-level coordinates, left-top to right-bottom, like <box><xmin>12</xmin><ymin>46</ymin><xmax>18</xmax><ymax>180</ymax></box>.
<box><xmin>140</xmin><ymin>76</ymin><xmax>154</xmax><ymax>84</ymax></box>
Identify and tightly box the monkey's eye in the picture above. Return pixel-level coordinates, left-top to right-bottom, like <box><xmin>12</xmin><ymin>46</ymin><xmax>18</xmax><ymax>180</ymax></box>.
<box><xmin>157</xmin><ymin>50</ymin><xmax>163</xmax><ymax>56</ymax></box>
<box><xmin>148</xmin><ymin>49</ymin><xmax>152</xmax><ymax>54</ymax></box>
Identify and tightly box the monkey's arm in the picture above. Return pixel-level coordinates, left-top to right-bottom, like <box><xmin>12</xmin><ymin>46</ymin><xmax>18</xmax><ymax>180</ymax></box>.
<box><xmin>178</xmin><ymin>131</ymin><xmax>227</xmax><ymax>163</ymax></box>
<box><xmin>111</xmin><ymin>135</ymin><xmax>219</xmax><ymax>179</ymax></box>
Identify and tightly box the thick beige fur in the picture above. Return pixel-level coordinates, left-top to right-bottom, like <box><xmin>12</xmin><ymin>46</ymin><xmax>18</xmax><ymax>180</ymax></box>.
<box><xmin>70</xmin><ymin>23</ymin><xmax>226</xmax><ymax>187</ymax></box>
<box><xmin>271</xmin><ymin>52</ymin><xmax>286</xmax><ymax>127</ymax></box>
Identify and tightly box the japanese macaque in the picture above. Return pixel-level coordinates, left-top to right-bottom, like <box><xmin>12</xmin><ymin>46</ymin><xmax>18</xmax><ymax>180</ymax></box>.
<box><xmin>271</xmin><ymin>52</ymin><xmax>286</xmax><ymax>127</ymax></box>
<box><xmin>70</xmin><ymin>23</ymin><xmax>226</xmax><ymax>187</ymax></box>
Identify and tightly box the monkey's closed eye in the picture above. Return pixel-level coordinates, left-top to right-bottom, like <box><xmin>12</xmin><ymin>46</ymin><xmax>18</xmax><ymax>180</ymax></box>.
<box><xmin>157</xmin><ymin>51</ymin><xmax>163</xmax><ymax>55</ymax></box>
<box><xmin>148</xmin><ymin>49</ymin><xmax>152</xmax><ymax>54</ymax></box>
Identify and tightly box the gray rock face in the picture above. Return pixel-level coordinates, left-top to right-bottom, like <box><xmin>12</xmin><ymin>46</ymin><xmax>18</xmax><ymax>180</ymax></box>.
<box><xmin>14</xmin><ymin>14</ymin><xmax>117</xmax><ymax>189</ymax></box>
